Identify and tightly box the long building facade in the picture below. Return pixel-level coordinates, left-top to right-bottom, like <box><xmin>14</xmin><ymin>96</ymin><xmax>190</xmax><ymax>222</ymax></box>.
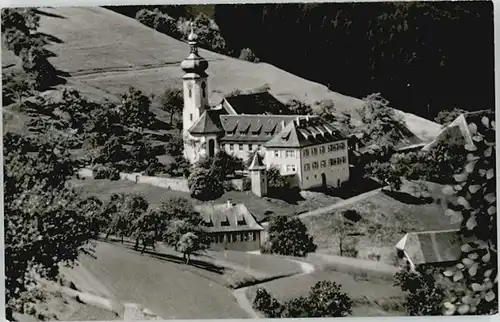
<box><xmin>180</xmin><ymin>26</ymin><xmax>349</xmax><ymax>190</ymax></box>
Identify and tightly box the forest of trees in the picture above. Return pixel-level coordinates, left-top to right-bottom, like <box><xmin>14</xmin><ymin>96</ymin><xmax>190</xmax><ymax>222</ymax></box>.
<box><xmin>108</xmin><ymin>2</ymin><xmax>494</xmax><ymax>120</ymax></box>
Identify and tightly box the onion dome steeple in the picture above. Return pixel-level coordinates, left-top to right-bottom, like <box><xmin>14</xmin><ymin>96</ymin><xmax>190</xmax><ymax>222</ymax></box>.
<box><xmin>180</xmin><ymin>22</ymin><xmax>208</xmax><ymax>75</ymax></box>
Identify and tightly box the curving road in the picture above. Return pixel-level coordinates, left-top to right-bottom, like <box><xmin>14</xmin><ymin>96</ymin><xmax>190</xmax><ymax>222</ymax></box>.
<box><xmin>232</xmin><ymin>254</ymin><xmax>316</xmax><ymax>318</ymax></box>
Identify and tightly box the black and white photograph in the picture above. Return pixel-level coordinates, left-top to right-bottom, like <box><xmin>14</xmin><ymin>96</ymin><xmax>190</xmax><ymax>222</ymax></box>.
<box><xmin>1</xmin><ymin>1</ymin><xmax>498</xmax><ymax>321</ymax></box>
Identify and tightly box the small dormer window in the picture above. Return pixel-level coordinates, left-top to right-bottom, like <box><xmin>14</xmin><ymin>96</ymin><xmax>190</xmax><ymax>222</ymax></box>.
<box><xmin>237</xmin><ymin>217</ymin><xmax>246</xmax><ymax>226</ymax></box>
<box><xmin>221</xmin><ymin>216</ymin><xmax>230</xmax><ymax>226</ymax></box>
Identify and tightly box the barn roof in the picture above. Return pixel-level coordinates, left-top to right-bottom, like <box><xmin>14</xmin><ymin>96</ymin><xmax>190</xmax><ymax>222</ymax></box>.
<box><xmin>395</xmin><ymin>229</ymin><xmax>466</xmax><ymax>265</ymax></box>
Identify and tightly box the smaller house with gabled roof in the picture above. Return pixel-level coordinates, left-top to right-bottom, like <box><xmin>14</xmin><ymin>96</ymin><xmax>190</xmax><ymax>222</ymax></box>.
<box><xmin>195</xmin><ymin>201</ymin><xmax>264</xmax><ymax>251</ymax></box>
<box><xmin>395</xmin><ymin>229</ymin><xmax>470</xmax><ymax>271</ymax></box>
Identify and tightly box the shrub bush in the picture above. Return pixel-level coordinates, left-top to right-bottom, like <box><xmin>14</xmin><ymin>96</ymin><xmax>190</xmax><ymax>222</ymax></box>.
<box><xmin>188</xmin><ymin>167</ymin><xmax>224</xmax><ymax>200</ymax></box>
<box><xmin>252</xmin><ymin>288</ymin><xmax>283</xmax><ymax>318</ymax></box>
<box><xmin>166</xmin><ymin>155</ymin><xmax>191</xmax><ymax>177</ymax></box>
<box><xmin>253</xmin><ymin>281</ymin><xmax>353</xmax><ymax>318</ymax></box>
<box><xmin>165</xmin><ymin>134</ymin><xmax>183</xmax><ymax>157</ymax></box>
<box><xmin>93</xmin><ymin>164</ymin><xmax>120</xmax><ymax>180</ymax></box>
<box><xmin>239</xmin><ymin>47</ymin><xmax>260</xmax><ymax>63</ymax></box>
<box><xmin>267</xmin><ymin>216</ymin><xmax>317</xmax><ymax>257</ymax></box>
<box><xmin>135</xmin><ymin>9</ymin><xmax>156</xmax><ymax>28</ymax></box>
<box><xmin>394</xmin><ymin>267</ymin><xmax>446</xmax><ymax>315</ymax></box>
<box><xmin>153</xmin><ymin>13</ymin><xmax>182</xmax><ymax>39</ymax></box>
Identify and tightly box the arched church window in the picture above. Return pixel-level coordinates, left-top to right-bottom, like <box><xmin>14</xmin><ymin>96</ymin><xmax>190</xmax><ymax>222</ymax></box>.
<box><xmin>201</xmin><ymin>81</ymin><xmax>206</xmax><ymax>98</ymax></box>
<box><xmin>188</xmin><ymin>83</ymin><xmax>193</xmax><ymax>98</ymax></box>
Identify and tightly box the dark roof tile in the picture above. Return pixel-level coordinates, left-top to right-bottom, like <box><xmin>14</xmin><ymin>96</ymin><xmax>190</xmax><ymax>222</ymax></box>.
<box><xmin>224</xmin><ymin>92</ymin><xmax>287</xmax><ymax>115</ymax></box>
<box><xmin>188</xmin><ymin>109</ymin><xmax>226</xmax><ymax>134</ymax></box>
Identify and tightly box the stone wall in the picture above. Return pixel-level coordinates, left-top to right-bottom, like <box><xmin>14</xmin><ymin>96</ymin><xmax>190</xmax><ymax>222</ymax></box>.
<box><xmin>78</xmin><ymin>168</ymin><xmax>190</xmax><ymax>192</ymax></box>
<box><xmin>78</xmin><ymin>169</ymin><xmax>251</xmax><ymax>193</ymax></box>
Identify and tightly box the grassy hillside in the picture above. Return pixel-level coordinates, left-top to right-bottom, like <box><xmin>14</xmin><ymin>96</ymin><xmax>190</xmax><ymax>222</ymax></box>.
<box><xmin>3</xmin><ymin>7</ymin><xmax>441</xmax><ymax>142</ymax></box>
<box><xmin>302</xmin><ymin>181</ymin><xmax>458</xmax><ymax>264</ymax></box>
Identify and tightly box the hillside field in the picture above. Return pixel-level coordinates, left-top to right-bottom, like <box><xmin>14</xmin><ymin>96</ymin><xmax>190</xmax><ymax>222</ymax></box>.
<box><xmin>303</xmin><ymin>181</ymin><xmax>459</xmax><ymax>264</ymax></box>
<box><xmin>2</xmin><ymin>7</ymin><xmax>441</xmax><ymax>142</ymax></box>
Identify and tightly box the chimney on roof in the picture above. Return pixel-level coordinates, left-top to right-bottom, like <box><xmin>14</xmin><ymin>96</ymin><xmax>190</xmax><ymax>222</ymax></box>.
<box><xmin>281</xmin><ymin>120</ymin><xmax>285</xmax><ymax>129</ymax></box>
<box><xmin>227</xmin><ymin>199</ymin><xmax>232</xmax><ymax>208</ymax></box>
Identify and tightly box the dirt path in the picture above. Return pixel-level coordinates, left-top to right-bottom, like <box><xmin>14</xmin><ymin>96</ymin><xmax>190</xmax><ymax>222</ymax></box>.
<box><xmin>231</xmin><ymin>254</ymin><xmax>316</xmax><ymax>318</ymax></box>
<box><xmin>297</xmin><ymin>187</ymin><xmax>384</xmax><ymax>219</ymax></box>
<box><xmin>261</xmin><ymin>187</ymin><xmax>385</xmax><ymax>231</ymax></box>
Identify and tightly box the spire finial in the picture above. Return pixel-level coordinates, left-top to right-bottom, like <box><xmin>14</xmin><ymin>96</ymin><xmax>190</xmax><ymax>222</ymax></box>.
<box><xmin>188</xmin><ymin>21</ymin><xmax>197</xmax><ymax>42</ymax></box>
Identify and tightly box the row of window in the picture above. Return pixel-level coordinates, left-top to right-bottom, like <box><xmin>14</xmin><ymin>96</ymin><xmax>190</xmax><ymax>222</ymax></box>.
<box><xmin>225</xmin><ymin>143</ymin><xmax>261</xmax><ymax>152</ymax></box>
<box><xmin>303</xmin><ymin>157</ymin><xmax>347</xmax><ymax>171</ymax></box>
<box><xmin>273</xmin><ymin>149</ymin><xmax>295</xmax><ymax>158</ymax></box>
<box><xmin>303</xmin><ymin>142</ymin><xmax>346</xmax><ymax>158</ymax></box>
<box><xmin>211</xmin><ymin>231</ymin><xmax>259</xmax><ymax>243</ymax></box>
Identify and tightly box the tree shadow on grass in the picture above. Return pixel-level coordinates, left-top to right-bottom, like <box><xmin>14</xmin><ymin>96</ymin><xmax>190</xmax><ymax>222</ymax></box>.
<box><xmin>101</xmin><ymin>237</ymin><xmax>225</xmax><ymax>275</ymax></box>
<box><xmin>266</xmin><ymin>187</ymin><xmax>305</xmax><ymax>205</ymax></box>
<box><xmin>313</xmin><ymin>177</ymin><xmax>383</xmax><ymax>199</ymax></box>
<box><xmin>35</xmin><ymin>9</ymin><xmax>67</xmax><ymax>19</ymax></box>
<box><xmin>381</xmin><ymin>189</ymin><xmax>433</xmax><ymax>205</ymax></box>
<box><xmin>35</xmin><ymin>32</ymin><xmax>64</xmax><ymax>44</ymax></box>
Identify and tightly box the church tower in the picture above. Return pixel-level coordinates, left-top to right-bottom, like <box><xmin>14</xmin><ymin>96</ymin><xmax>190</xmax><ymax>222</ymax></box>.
<box><xmin>180</xmin><ymin>23</ymin><xmax>209</xmax><ymax>135</ymax></box>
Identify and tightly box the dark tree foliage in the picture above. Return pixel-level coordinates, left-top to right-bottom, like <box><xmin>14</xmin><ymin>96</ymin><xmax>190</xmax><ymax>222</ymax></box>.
<box><xmin>188</xmin><ymin>167</ymin><xmax>224</xmax><ymax>200</ymax></box>
<box><xmin>166</xmin><ymin>155</ymin><xmax>191</xmax><ymax>178</ymax></box>
<box><xmin>165</xmin><ymin>133</ymin><xmax>184</xmax><ymax>157</ymax></box>
<box><xmin>130</xmin><ymin>209</ymin><xmax>168</xmax><ymax>253</ymax></box>
<box><xmin>253</xmin><ymin>281</ymin><xmax>352</xmax><ymax>318</ymax></box>
<box><xmin>2</xmin><ymin>72</ymin><xmax>33</xmax><ymax>105</ymax></box>
<box><xmin>266</xmin><ymin>166</ymin><xmax>290</xmax><ymax>190</ymax></box>
<box><xmin>158</xmin><ymin>197</ymin><xmax>209</xmax><ymax>253</ymax></box>
<box><xmin>239</xmin><ymin>47</ymin><xmax>259</xmax><ymax>63</ymax></box>
<box><xmin>118</xmin><ymin>87</ymin><xmax>155</xmax><ymax>131</ymax></box>
<box><xmin>2</xmin><ymin>8</ymin><xmax>61</xmax><ymax>91</ymax></box>
<box><xmin>135</xmin><ymin>8</ymin><xmax>182</xmax><ymax>39</ymax></box>
<box><xmin>4</xmin><ymin>132</ymin><xmax>95</xmax><ymax>318</ymax></box>
<box><xmin>214</xmin><ymin>2</ymin><xmax>494</xmax><ymax>119</ymax></box>
<box><xmin>434</xmin><ymin>108</ymin><xmax>468</xmax><ymax>126</ymax></box>
<box><xmin>267</xmin><ymin>216</ymin><xmax>317</xmax><ymax>257</ymax></box>
<box><xmin>366</xmin><ymin>129</ymin><xmax>467</xmax><ymax>189</ymax></box>
<box><xmin>286</xmin><ymin>99</ymin><xmax>313</xmax><ymax>115</ymax></box>
<box><xmin>197</xmin><ymin>150</ymin><xmax>244</xmax><ymax>179</ymax></box>
<box><xmin>394</xmin><ymin>267</ymin><xmax>446</xmax><ymax>316</ymax></box>
<box><xmin>358</xmin><ymin>93</ymin><xmax>412</xmax><ymax>152</ymax></box>
<box><xmin>252</xmin><ymin>288</ymin><xmax>283</xmax><ymax>318</ymax></box>
<box><xmin>159</xmin><ymin>87</ymin><xmax>183</xmax><ymax>124</ymax></box>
